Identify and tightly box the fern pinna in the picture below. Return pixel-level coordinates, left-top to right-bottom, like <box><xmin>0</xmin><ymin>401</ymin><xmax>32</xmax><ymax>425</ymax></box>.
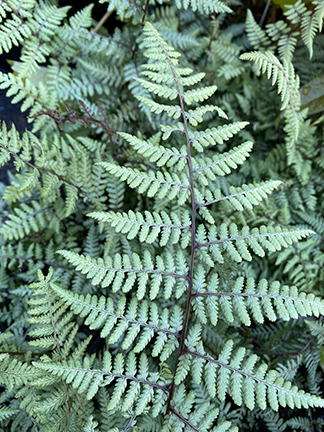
<box><xmin>16</xmin><ymin>22</ymin><xmax>322</xmax><ymax>431</ymax></box>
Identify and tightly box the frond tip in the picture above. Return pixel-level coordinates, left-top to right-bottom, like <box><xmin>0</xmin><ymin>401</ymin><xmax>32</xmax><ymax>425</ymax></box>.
<box><xmin>239</xmin><ymin>51</ymin><xmax>301</xmax><ymax>143</ymax></box>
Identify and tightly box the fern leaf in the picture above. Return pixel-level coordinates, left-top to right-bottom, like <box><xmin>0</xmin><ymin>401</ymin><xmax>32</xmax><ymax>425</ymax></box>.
<box><xmin>239</xmin><ymin>51</ymin><xmax>300</xmax><ymax>142</ymax></box>
<box><xmin>277</xmin><ymin>33</ymin><xmax>298</xmax><ymax>61</ymax></box>
<box><xmin>183</xmin><ymin>85</ymin><xmax>217</xmax><ymax>105</ymax></box>
<box><xmin>27</xmin><ymin>268</ymin><xmax>79</xmax><ymax>356</ymax></box>
<box><xmin>0</xmin><ymin>201</ymin><xmax>51</xmax><ymax>240</ymax></box>
<box><xmin>313</xmin><ymin>0</ymin><xmax>324</xmax><ymax>31</ymax></box>
<box><xmin>96</xmin><ymin>162</ymin><xmax>190</xmax><ymax>203</ymax></box>
<box><xmin>68</xmin><ymin>4</ymin><xmax>93</xmax><ymax>29</ymax></box>
<box><xmin>196</xmin><ymin>223</ymin><xmax>313</xmax><ymax>263</ymax></box>
<box><xmin>174</xmin><ymin>0</ymin><xmax>233</xmax><ymax>14</ymax></box>
<box><xmin>196</xmin><ymin>180</ymin><xmax>282</xmax><ymax>211</ymax></box>
<box><xmin>0</xmin><ymin>354</ymin><xmax>35</xmax><ymax>392</ymax></box>
<box><xmin>135</xmin><ymin>78</ymin><xmax>178</xmax><ymax>100</ymax></box>
<box><xmin>193</xmin><ymin>141</ymin><xmax>253</xmax><ymax>183</ymax></box>
<box><xmin>160</xmin><ymin>123</ymin><xmax>185</xmax><ymax>140</ymax></box>
<box><xmin>119</xmin><ymin>132</ymin><xmax>187</xmax><ymax>169</ymax></box>
<box><xmin>301</xmin><ymin>12</ymin><xmax>318</xmax><ymax>58</ymax></box>
<box><xmin>192</xmin><ymin>274</ymin><xmax>324</xmax><ymax>326</ymax></box>
<box><xmin>57</xmin><ymin>249</ymin><xmax>188</xmax><ymax>299</ymax></box>
<box><xmin>52</xmin><ymin>285</ymin><xmax>182</xmax><ymax>356</ymax></box>
<box><xmin>176</xmin><ymin>339</ymin><xmax>324</xmax><ymax>410</ymax></box>
<box><xmin>163</xmin><ymin>384</ymin><xmax>233</xmax><ymax>432</ymax></box>
<box><xmin>135</xmin><ymin>96</ymin><xmax>182</xmax><ymax>119</ymax></box>
<box><xmin>246</xmin><ymin>9</ymin><xmax>271</xmax><ymax>49</ymax></box>
<box><xmin>87</xmin><ymin>210</ymin><xmax>191</xmax><ymax>247</ymax></box>
<box><xmin>0</xmin><ymin>14</ymin><xmax>31</xmax><ymax>54</ymax></box>
<box><xmin>189</xmin><ymin>122</ymin><xmax>249</xmax><ymax>152</ymax></box>
<box><xmin>0</xmin><ymin>407</ymin><xmax>19</xmax><ymax>421</ymax></box>
<box><xmin>284</xmin><ymin>0</ymin><xmax>307</xmax><ymax>25</ymax></box>
<box><xmin>186</xmin><ymin>104</ymin><xmax>228</xmax><ymax>126</ymax></box>
<box><xmin>33</xmin><ymin>351</ymin><xmax>169</xmax><ymax>413</ymax></box>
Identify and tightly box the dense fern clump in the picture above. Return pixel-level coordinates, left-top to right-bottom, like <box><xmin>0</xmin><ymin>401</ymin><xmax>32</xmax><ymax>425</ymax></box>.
<box><xmin>1</xmin><ymin>1</ymin><xmax>324</xmax><ymax>431</ymax></box>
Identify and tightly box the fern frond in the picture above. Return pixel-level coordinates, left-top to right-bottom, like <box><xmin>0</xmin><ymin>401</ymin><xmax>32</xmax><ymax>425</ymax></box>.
<box><xmin>277</xmin><ymin>33</ymin><xmax>298</xmax><ymax>61</ymax></box>
<box><xmin>313</xmin><ymin>0</ymin><xmax>324</xmax><ymax>31</ymax></box>
<box><xmin>246</xmin><ymin>9</ymin><xmax>271</xmax><ymax>49</ymax></box>
<box><xmin>96</xmin><ymin>162</ymin><xmax>190</xmax><ymax>203</ymax></box>
<box><xmin>284</xmin><ymin>0</ymin><xmax>307</xmax><ymax>25</ymax></box>
<box><xmin>0</xmin><ymin>354</ymin><xmax>35</xmax><ymax>392</ymax></box>
<box><xmin>196</xmin><ymin>224</ymin><xmax>313</xmax><ymax>264</ymax></box>
<box><xmin>57</xmin><ymin>249</ymin><xmax>189</xmax><ymax>299</ymax></box>
<box><xmin>135</xmin><ymin>96</ymin><xmax>181</xmax><ymax>119</ymax></box>
<box><xmin>186</xmin><ymin>104</ymin><xmax>228</xmax><ymax>126</ymax></box>
<box><xmin>188</xmin><ymin>121</ymin><xmax>249</xmax><ymax>152</ymax></box>
<box><xmin>52</xmin><ymin>285</ymin><xmax>182</xmax><ymax>357</ymax></box>
<box><xmin>183</xmin><ymin>85</ymin><xmax>217</xmax><ymax>105</ymax></box>
<box><xmin>0</xmin><ymin>201</ymin><xmax>52</xmax><ymax>241</ymax></box>
<box><xmin>99</xmin><ymin>0</ymin><xmax>146</xmax><ymax>25</ymax></box>
<box><xmin>193</xmin><ymin>141</ymin><xmax>253</xmax><ymax>183</ymax></box>
<box><xmin>176</xmin><ymin>338</ymin><xmax>324</xmax><ymax>410</ymax></box>
<box><xmin>119</xmin><ymin>132</ymin><xmax>187</xmax><ymax>170</ymax></box>
<box><xmin>27</xmin><ymin>268</ymin><xmax>78</xmax><ymax>355</ymax></box>
<box><xmin>154</xmin><ymin>23</ymin><xmax>201</xmax><ymax>52</ymax></box>
<box><xmin>239</xmin><ymin>51</ymin><xmax>300</xmax><ymax>142</ymax></box>
<box><xmin>87</xmin><ymin>210</ymin><xmax>191</xmax><ymax>247</ymax></box>
<box><xmin>0</xmin><ymin>14</ymin><xmax>31</xmax><ymax>54</ymax></box>
<box><xmin>0</xmin><ymin>406</ymin><xmax>19</xmax><ymax>421</ymax></box>
<box><xmin>301</xmin><ymin>12</ymin><xmax>318</xmax><ymax>58</ymax></box>
<box><xmin>192</xmin><ymin>273</ymin><xmax>324</xmax><ymax>326</ymax></box>
<box><xmin>196</xmin><ymin>180</ymin><xmax>282</xmax><ymax>211</ymax></box>
<box><xmin>163</xmin><ymin>384</ymin><xmax>234</xmax><ymax>432</ymax></box>
<box><xmin>67</xmin><ymin>3</ymin><xmax>93</xmax><ymax>29</ymax></box>
<box><xmin>134</xmin><ymin>79</ymin><xmax>178</xmax><ymax>100</ymax></box>
<box><xmin>174</xmin><ymin>0</ymin><xmax>233</xmax><ymax>14</ymax></box>
<box><xmin>33</xmin><ymin>351</ymin><xmax>169</xmax><ymax>414</ymax></box>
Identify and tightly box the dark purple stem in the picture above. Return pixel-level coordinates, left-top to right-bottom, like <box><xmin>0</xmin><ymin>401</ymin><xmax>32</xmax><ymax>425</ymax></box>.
<box><xmin>161</xmin><ymin>40</ymin><xmax>197</xmax><ymax>417</ymax></box>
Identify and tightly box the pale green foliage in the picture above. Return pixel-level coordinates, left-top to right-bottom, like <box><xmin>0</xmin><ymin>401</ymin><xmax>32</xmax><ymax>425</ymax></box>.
<box><xmin>240</xmin><ymin>0</ymin><xmax>324</xmax><ymax>186</ymax></box>
<box><xmin>51</xmin><ymin>284</ymin><xmax>182</xmax><ymax>354</ymax></box>
<box><xmin>88</xmin><ymin>209</ymin><xmax>191</xmax><ymax>246</ymax></box>
<box><xmin>175</xmin><ymin>337</ymin><xmax>324</xmax><ymax>411</ymax></box>
<box><xmin>0</xmin><ymin>1</ymin><xmax>324</xmax><ymax>432</ymax></box>
<box><xmin>34</xmin><ymin>350</ymin><xmax>170</xmax><ymax>414</ymax></box>
<box><xmin>57</xmin><ymin>249</ymin><xmax>188</xmax><ymax>299</ymax></box>
<box><xmin>174</xmin><ymin>0</ymin><xmax>232</xmax><ymax>14</ymax></box>
<box><xmin>246</xmin><ymin>9</ymin><xmax>271</xmax><ymax>49</ymax></box>
<box><xmin>192</xmin><ymin>274</ymin><xmax>324</xmax><ymax>326</ymax></box>
<box><xmin>0</xmin><ymin>354</ymin><xmax>34</xmax><ymax>391</ymax></box>
<box><xmin>51</xmin><ymin>20</ymin><xmax>322</xmax><ymax>427</ymax></box>
<box><xmin>96</xmin><ymin>162</ymin><xmax>190</xmax><ymax>204</ymax></box>
<box><xmin>240</xmin><ymin>51</ymin><xmax>301</xmax><ymax>144</ymax></box>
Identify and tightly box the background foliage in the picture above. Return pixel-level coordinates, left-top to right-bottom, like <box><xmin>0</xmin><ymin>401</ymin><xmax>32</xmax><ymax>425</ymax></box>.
<box><xmin>1</xmin><ymin>0</ymin><xmax>324</xmax><ymax>431</ymax></box>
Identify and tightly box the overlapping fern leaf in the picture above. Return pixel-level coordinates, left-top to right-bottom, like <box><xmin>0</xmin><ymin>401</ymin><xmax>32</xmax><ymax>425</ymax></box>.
<box><xmin>44</xmin><ymin>22</ymin><xmax>324</xmax><ymax>430</ymax></box>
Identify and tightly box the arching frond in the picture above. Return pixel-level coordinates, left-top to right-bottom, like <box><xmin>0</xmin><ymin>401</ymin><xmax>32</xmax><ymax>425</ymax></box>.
<box><xmin>239</xmin><ymin>51</ymin><xmax>301</xmax><ymax>143</ymax></box>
